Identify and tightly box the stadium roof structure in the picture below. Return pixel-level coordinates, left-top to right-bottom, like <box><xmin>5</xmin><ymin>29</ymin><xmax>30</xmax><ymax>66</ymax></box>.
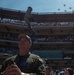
<box><xmin>0</xmin><ymin>7</ymin><xmax>74</xmax><ymax>22</ymax></box>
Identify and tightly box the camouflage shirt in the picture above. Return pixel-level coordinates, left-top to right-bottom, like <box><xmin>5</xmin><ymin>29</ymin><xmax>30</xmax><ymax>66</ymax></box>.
<box><xmin>0</xmin><ymin>52</ymin><xmax>46</xmax><ymax>75</ymax></box>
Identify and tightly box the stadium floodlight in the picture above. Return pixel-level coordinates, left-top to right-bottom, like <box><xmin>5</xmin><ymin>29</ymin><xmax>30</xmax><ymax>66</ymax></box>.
<box><xmin>24</xmin><ymin>6</ymin><xmax>32</xmax><ymax>24</ymax></box>
<box><xmin>24</xmin><ymin>7</ymin><xmax>37</xmax><ymax>40</ymax></box>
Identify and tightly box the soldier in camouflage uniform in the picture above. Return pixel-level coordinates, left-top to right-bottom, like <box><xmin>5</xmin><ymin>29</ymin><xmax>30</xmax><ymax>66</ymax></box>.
<box><xmin>0</xmin><ymin>34</ymin><xmax>46</xmax><ymax>75</ymax></box>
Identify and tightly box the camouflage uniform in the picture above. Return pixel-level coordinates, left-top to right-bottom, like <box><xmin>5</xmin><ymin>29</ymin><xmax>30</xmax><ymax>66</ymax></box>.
<box><xmin>0</xmin><ymin>52</ymin><xmax>46</xmax><ymax>75</ymax></box>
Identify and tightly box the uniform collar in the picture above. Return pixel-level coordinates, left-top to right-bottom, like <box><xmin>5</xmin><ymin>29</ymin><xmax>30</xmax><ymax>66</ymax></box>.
<box><xmin>18</xmin><ymin>52</ymin><xmax>30</xmax><ymax>58</ymax></box>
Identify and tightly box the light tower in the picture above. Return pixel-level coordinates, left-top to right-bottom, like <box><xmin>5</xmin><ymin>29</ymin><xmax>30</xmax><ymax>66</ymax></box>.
<box><xmin>24</xmin><ymin>6</ymin><xmax>32</xmax><ymax>24</ymax></box>
<box><xmin>24</xmin><ymin>7</ymin><xmax>37</xmax><ymax>39</ymax></box>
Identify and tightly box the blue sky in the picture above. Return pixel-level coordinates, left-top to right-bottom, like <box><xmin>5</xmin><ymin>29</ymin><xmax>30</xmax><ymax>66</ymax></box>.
<box><xmin>0</xmin><ymin>0</ymin><xmax>74</xmax><ymax>13</ymax></box>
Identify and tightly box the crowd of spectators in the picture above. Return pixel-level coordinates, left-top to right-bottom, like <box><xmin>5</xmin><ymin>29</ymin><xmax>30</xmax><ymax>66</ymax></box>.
<box><xmin>0</xmin><ymin>18</ymin><xmax>27</xmax><ymax>26</ymax></box>
<box><xmin>0</xmin><ymin>33</ymin><xmax>18</xmax><ymax>41</ymax></box>
<box><xmin>0</xmin><ymin>47</ymin><xmax>18</xmax><ymax>55</ymax></box>
<box><xmin>0</xmin><ymin>18</ymin><xmax>74</xmax><ymax>26</ymax></box>
<box><xmin>0</xmin><ymin>32</ymin><xmax>74</xmax><ymax>43</ymax></box>
<box><xmin>45</xmin><ymin>64</ymin><xmax>74</xmax><ymax>75</ymax></box>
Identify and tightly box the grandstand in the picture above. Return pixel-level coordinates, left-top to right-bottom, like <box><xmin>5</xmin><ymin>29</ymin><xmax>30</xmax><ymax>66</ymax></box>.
<box><xmin>0</xmin><ymin>7</ymin><xmax>74</xmax><ymax>68</ymax></box>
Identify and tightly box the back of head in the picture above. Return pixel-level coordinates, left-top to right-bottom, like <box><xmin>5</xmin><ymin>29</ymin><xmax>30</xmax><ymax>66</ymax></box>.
<box><xmin>66</xmin><ymin>68</ymin><xmax>73</xmax><ymax>75</ymax></box>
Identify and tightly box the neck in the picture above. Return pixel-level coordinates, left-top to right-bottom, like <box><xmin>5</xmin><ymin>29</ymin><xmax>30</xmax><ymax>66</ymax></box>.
<box><xmin>19</xmin><ymin>49</ymin><xmax>29</xmax><ymax>56</ymax></box>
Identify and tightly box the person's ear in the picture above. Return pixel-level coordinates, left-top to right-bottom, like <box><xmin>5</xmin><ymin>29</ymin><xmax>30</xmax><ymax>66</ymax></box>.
<box><xmin>29</xmin><ymin>43</ymin><xmax>32</xmax><ymax>47</ymax></box>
